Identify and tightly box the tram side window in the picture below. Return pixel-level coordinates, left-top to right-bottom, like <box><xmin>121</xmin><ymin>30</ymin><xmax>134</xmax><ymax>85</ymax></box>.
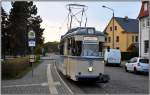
<box><xmin>60</xmin><ymin>44</ymin><xmax>64</xmax><ymax>55</ymax></box>
<box><xmin>75</xmin><ymin>41</ymin><xmax>82</xmax><ymax>56</ymax></box>
<box><xmin>99</xmin><ymin>42</ymin><xmax>103</xmax><ymax>52</ymax></box>
<box><xmin>71</xmin><ymin>38</ymin><xmax>76</xmax><ymax>56</ymax></box>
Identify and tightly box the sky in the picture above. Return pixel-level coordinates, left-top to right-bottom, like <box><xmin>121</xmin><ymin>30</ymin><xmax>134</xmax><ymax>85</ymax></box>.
<box><xmin>2</xmin><ymin>1</ymin><xmax>141</xmax><ymax>43</ymax></box>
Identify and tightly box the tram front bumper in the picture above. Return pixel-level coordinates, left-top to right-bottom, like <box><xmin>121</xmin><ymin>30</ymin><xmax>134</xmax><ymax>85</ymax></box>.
<box><xmin>75</xmin><ymin>73</ymin><xmax>110</xmax><ymax>83</ymax></box>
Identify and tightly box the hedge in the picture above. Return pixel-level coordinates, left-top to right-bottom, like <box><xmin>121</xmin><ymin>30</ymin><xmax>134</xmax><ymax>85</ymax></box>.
<box><xmin>2</xmin><ymin>55</ymin><xmax>40</xmax><ymax>79</ymax></box>
<box><xmin>121</xmin><ymin>52</ymin><xmax>139</xmax><ymax>61</ymax></box>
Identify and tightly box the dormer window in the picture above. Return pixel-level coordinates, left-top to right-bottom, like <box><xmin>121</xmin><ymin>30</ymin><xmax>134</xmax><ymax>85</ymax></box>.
<box><xmin>144</xmin><ymin>3</ymin><xmax>148</xmax><ymax>11</ymax></box>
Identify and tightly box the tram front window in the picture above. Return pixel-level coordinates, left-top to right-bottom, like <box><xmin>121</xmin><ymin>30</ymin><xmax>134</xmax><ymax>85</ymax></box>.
<box><xmin>82</xmin><ymin>43</ymin><xmax>99</xmax><ymax>56</ymax></box>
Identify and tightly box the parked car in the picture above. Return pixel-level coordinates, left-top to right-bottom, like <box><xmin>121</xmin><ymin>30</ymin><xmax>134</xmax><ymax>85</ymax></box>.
<box><xmin>104</xmin><ymin>49</ymin><xmax>121</xmax><ymax>66</ymax></box>
<box><xmin>125</xmin><ymin>57</ymin><xmax>149</xmax><ymax>73</ymax></box>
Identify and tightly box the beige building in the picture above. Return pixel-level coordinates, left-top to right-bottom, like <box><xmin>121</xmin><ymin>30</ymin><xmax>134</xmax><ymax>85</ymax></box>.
<box><xmin>104</xmin><ymin>17</ymin><xmax>139</xmax><ymax>52</ymax></box>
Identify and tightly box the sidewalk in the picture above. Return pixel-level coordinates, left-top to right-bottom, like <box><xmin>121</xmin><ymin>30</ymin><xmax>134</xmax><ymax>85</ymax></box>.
<box><xmin>1</xmin><ymin>60</ymin><xmax>50</xmax><ymax>94</ymax></box>
<box><xmin>2</xmin><ymin>56</ymin><xmax>72</xmax><ymax>94</ymax></box>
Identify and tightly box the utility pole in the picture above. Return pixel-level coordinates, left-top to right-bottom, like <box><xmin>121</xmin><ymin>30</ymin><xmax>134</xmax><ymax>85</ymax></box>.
<box><xmin>28</xmin><ymin>17</ymin><xmax>36</xmax><ymax>77</ymax></box>
<box><xmin>112</xmin><ymin>12</ymin><xmax>115</xmax><ymax>49</ymax></box>
<box><xmin>102</xmin><ymin>5</ymin><xmax>115</xmax><ymax>49</ymax></box>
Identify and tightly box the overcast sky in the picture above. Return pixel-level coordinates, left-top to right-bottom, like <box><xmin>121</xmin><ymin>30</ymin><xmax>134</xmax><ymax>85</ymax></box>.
<box><xmin>2</xmin><ymin>1</ymin><xmax>141</xmax><ymax>43</ymax></box>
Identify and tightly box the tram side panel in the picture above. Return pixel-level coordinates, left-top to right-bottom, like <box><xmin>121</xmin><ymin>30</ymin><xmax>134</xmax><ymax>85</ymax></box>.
<box><xmin>66</xmin><ymin>57</ymin><xmax>77</xmax><ymax>80</ymax></box>
<box><xmin>58</xmin><ymin>55</ymin><xmax>67</xmax><ymax>76</ymax></box>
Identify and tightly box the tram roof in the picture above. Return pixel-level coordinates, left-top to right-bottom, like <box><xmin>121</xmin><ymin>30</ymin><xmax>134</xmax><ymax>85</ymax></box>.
<box><xmin>61</xmin><ymin>27</ymin><xmax>105</xmax><ymax>39</ymax></box>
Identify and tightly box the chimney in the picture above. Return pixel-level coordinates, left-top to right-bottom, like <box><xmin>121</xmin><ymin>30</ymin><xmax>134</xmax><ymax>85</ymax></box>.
<box><xmin>124</xmin><ymin>16</ymin><xmax>128</xmax><ymax>20</ymax></box>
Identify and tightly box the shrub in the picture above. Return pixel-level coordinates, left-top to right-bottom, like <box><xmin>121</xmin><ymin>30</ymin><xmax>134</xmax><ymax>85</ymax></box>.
<box><xmin>121</xmin><ymin>52</ymin><xmax>139</xmax><ymax>61</ymax></box>
<box><xmin>2</xmin><ymin>56</ymin><xmax>30</xmax><ymax>79</ymax></box>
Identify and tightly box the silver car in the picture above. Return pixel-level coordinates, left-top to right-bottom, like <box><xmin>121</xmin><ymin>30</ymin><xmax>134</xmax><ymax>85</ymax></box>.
<box><xmin>125</xmin><ymin>57</ymin><xmax>149</xmax><ymax>73</ymax></box>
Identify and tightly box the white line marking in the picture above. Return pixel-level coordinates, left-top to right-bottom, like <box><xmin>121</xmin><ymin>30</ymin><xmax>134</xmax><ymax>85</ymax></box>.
<box><xmin>54</xmin><ymin>63</ymin><xmax>74</xmax><ymax>94</ymax></box>
<box><xmin>2</xmin><ymin>83</ymin><xmax>48</xmax><ymax>88</ymax></box>
<box><xmin>47</xmin><ymin>64</ymin><xmax>58</xmax><ymax>94</ymax></box>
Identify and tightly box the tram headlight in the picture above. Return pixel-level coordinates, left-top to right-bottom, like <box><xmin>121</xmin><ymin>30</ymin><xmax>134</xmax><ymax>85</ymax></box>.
<box><xmin>88</xmin><ymin>67</ymin><xmax>93</xmax><ymax>72</ymax></box>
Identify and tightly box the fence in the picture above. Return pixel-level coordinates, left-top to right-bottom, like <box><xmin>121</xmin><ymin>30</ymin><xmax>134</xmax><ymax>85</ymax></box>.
<box><xmin>121</xmin><ymin>52</ymin><xmax>139</xmax><ymax>60</ymax></box>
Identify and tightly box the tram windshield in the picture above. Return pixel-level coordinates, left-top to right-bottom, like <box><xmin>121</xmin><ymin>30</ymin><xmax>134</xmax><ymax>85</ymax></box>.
<box><xmin>81</xmin><ymin>43</ymin><xmax>99</xmax><ymax>56</ymax></box>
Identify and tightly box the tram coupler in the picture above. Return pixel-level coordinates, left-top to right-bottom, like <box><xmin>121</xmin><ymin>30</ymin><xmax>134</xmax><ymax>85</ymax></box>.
<box><xmin>97</xmin><ymin>73</ymin><xmax>110</xmax><ymax>83</ymax></box>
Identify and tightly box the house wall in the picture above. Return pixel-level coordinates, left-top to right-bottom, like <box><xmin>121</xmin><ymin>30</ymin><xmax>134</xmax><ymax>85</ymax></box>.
<box><xmin>139</xmin><ymin>17</ymin><xmax>149</xmax><ymax>58</ymax></box>
<box><xmin>105</xmin><ymin>18</ymin><xmax>138</xmax><ymax>52</ymax></box>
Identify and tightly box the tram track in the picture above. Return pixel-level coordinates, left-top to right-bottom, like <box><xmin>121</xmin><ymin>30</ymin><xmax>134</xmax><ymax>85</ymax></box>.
<box><xmin>49</xmin><ymin>54</ymin><xmax>148</xmax><ymax>94</ymax></box>
<box><xmin>53</xmin><ymin>62</ymin><xmax>148</xmax><ymax>94</ymax></box>
<box><xmin>53</xmin><ymin>62</ymin><xmax>108</xmax><ymax>94</ymax></box>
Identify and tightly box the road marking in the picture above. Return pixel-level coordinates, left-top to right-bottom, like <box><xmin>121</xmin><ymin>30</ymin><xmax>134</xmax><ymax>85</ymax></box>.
<box><xmin>2</xmin><ymin>82</ymin><xmax>48</xmax><ymax>88</ymax></box>
<box><xmin>54</xmin><ymin>63</ymin><xmax>74</xmax><ymax>94</ymax></box>
<box><xmin>47</xmin><ymin>64</ymin><xmax>58</xmax><ymax>94</ymax></box>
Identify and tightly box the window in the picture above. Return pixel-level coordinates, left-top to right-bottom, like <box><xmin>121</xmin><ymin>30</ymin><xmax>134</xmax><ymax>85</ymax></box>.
<box><xmin>130</xmin><ymin>58</ymin><xmax>137</xmax><ymax>63</ymax></box>
<box><xmin>115</xmin><ymin>26</ymin><xmax>117</xmax><ymax>30</ymax></box>
<box><xmin>82</xmin><ymin>43</ymin><xmax>99</xmax><ymax>56</ymax></box>
<box><xmin>99</xmin><ymin>42</ymin><xmax>103</xmax><ymax>52</ymax></box>
<box><xmin>132</xmin><ymin>36</ymin><xmax>134</xmax><ymax>42</ymax></box>
<box><xmin>75</xmin><ymin>41</ymin><xmax>82</xmax><ymax>56</ymax></box>
<box><xmin>133</xmin><ymin>58</ymin><xmax>137</xmax><ymax>63</ymax></box>
<box><xmin>139</xmin><ymin>59</ymin><xmax>149</xmax><ymax>64</ymax></box>
<box><xmin>144</xmin><ymin>3</ymin><xmax>148</xmax><ymax>11</ymax></box>
<box><xmin>146</xmin><ymin>18</ymin><xmax>149</xmax><ymax>26</ymax></box>
<box><xmin>144</xmin><ymin>40</ymin><xmax>149</xmax><ymax>53</ymax></box>
<box><xmin>108</xmin><ymin>37</ymin><xmax>111</xmax><ymax>43</ymax></box>
<box><xmin>116</xmin><ymin>36</ymin><xmax>119</xmax><ymax>42</ymax></box>
<box><xmin>135</xmin><ymin>36</ymin><xmax>138</xmax><ymax>42</ymax></box>
<box><xmin>142</xmin><ymin>19</ymin><xmax>145</xmax><ymax>27</ymax></box>
<box><xmin>88</xmin><ymin>29</ymin><xmax>94</xmax><ymax>34</ymax></box>
<box><xmin>105</xmin><ymin>37</ymin><xmax>107</xmax><ymax>42</ymax></box>
<box><xmin>110</xmin><ymin>27</ymin><xmax>112</xmax><ymax>31</ymax></box>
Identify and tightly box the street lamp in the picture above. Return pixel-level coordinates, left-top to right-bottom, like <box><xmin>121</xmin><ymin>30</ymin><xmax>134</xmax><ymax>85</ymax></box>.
<box><xmin>102</xmin><ymin>5</ymin><xmax>115</xmax><ymax>49</ymax></box>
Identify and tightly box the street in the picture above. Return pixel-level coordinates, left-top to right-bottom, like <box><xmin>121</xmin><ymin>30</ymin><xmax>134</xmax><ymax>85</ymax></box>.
<box><xmin>1</xmin><ymin>55</ymin><xmax>148</xmax><ymax>94</ymax></box>
<box><xmin>1</xmin><ymin>1</ymin><xmax>150</xmax><ymax>95</ymax></box>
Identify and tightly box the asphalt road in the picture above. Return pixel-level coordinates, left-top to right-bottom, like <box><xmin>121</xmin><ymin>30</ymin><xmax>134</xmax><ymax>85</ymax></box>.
<box><xmin>47</xmin><ymin>54</ymin><xmax>149</xmax><ymax>94</ymax></box>
<box><xmin>55</xmin><ymin>60</ymin><xmax>149</xmax><ymax>94</ymax></box>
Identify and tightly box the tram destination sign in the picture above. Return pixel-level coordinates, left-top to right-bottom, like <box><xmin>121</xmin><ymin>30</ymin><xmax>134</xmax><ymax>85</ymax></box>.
<box><xmin>84</xmin><ymin>37</ymin><xmax>98</xmax><ymax>41</ymax></box>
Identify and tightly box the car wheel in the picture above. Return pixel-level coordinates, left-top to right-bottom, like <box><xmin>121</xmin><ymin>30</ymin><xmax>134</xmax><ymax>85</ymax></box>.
<box><xmin>134</xmin><ymin>67</ymin><xmax>137</xmax><ymax>74</ymax></box>
<box><xmin>125</xmin><ymin>66</ymin><xmax>128</xmax><ymax>72</ymax></box>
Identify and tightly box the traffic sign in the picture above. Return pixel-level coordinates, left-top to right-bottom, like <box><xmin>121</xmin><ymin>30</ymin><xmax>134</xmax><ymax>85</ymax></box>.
<box><xmin>28</xmin><ymin>30</ymin><xmax>35</xmax><ymax>39</ymax></box>
<box><xmin>28</xmin><ymin>41</ymin><xmax>36</xmax><ymax>47</ymax></box>
<box><xmin>30</xmin><ymin>55</ymin><xmax>35</xmax><ymax>62</ymax></box>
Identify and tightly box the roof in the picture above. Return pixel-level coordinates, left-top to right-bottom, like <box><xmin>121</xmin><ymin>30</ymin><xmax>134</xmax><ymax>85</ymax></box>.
<box><xmin>138</xmin><ymin>1</ymin><xmax>149</xmax><ymax>19</ymax></box>
<box><xmin>61</xmin><ymin>27</ymin><xmax>105</xmax><ymax>39</ymax></box>
<box><xmin>127</xmin><ymin>43</ymin><xmax>139</xmax><ymax>51</ymax></box>
<box><xmin>115</xmin><ymin>17</ymin><xmax>139</xmax><ymax>33</ymax></box>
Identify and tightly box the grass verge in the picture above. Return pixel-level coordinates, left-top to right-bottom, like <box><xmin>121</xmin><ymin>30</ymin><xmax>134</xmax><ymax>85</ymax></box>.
<box><xmin>2</xmin><ymin>55</ymin><xmax>41</xmax><ymax>80</ymax></box>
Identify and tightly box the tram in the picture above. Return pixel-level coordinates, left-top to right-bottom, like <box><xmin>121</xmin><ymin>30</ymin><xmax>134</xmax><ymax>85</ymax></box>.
<box><xmin>57</xmin><ymin>27</ymin><xmax>110</xmax><ymax>83</ymax></box>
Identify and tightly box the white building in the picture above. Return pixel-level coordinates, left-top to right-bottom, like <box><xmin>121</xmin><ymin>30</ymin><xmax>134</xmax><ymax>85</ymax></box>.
<box><xmin>138</xmin><ymin>1</ymin><xmax>149</xmax><ymax>58</ymax></box>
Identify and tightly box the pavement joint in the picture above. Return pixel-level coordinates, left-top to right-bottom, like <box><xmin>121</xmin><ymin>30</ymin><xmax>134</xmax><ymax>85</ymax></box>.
<box><xmin>2</xmin><ymin>83</ymin><xmax>49</xmax><ymax>88</ymax></box>
<box><xmin>54</xmin><ymin>63</ymin><xmax>74</xmax><ymax>94</ymax></box>
<box><xmin>47</xmin><ymin>64</ymin><xmax>58</xmax><ymax>94</ymax></box>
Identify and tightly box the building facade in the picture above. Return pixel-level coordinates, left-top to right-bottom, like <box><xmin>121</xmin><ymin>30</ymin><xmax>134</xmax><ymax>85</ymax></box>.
<box><xmin>104</xmin><ymin>17</ymin><xmax>139</xmax><ymax>52</ymax></box>
<box><xmin>138</xmin><ymin>1</ymin><xmax>149</xmax><ymax>58</ymax></box>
